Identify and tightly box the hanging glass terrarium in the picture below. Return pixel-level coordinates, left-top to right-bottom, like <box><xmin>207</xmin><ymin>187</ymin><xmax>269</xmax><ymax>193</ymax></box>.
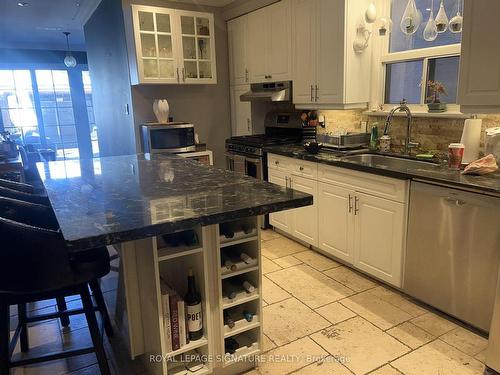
<box><xmin>435</xmin><ymin>0</ymin><xmax>449</xmax><ymax>33</ymax></box>
<box><xmin>423</xmin><ymin>0</ymin><xmax>438</xmax><ymax>41</ymax></box>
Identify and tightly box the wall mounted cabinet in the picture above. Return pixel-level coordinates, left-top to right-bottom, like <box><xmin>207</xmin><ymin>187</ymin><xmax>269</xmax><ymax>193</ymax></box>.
<box><xmin>291</xmin><ymin>0</ymin><xmax>372</xmax><ymax>109</ymax></box>
<box><xmin>267</xmin><ymin>154</ymin><xmax>408</xmax><ymax>288</ymax></box>
<box><xmin>128</xmin><ymin>5</ymin><xmax>217</xmax><ymax>85</ymax></box>
<box><xmin>228</xmin><ymin>16</ymin><xmax>249</xmax><ymax>85</ymax></box>
<box><xmin>458</xmin><ymin>0</ymin><xmax>500</xmax><ymax>113</ymax></box>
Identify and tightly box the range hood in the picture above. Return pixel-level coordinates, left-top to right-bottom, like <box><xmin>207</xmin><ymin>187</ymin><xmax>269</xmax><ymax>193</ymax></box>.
<box><xmin>240</xmin><ymin>81</ymin><xmax>292</xmax><ymax>102</ymax></box>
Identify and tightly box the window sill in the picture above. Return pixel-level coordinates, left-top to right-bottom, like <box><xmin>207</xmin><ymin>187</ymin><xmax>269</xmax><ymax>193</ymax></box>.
<box><xmin>363</xmin><ymin>110</ymin><xmax>472</xmax><ymax>119</ymax></box>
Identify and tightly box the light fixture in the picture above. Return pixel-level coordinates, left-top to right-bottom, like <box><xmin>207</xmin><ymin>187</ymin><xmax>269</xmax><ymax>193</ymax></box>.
<box><xmin>63</xmin><ymin>32</ymin><xmax>77</xmax><ymax>68</ymax></box>
<box><xmin>17</xmin><ymin>2</ymin><xmax>29</xmax><ymax>6</ymax></box>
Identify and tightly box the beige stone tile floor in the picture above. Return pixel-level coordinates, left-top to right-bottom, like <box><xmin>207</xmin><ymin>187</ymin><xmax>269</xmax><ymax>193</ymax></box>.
<box><xmin>8</xmin><ymin>231</ymin><xmax>491</xmax><ymax>375</ymax></box>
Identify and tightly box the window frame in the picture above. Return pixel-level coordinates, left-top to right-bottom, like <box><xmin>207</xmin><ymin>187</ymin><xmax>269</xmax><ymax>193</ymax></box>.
<box><xmin>372</xmin><ymin>0</ymin><xmax>462</xmax><ymax>113</ymax></box>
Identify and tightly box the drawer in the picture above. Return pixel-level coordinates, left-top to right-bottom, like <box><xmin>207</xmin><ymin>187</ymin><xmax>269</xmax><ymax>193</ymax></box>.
<box><xmin>267</xmin><ymin>154</ymin><xmax>292</xmax><ymax>172</ymax></box>
<box><xmin>318</xmin><ymin>164</ymin><xmax>408</xmax><ymax>203</ymax></box>
<box><xmin>290</xmin><ymin>159</ymin><xmax>318</xmax><ymax>179</ymax></box>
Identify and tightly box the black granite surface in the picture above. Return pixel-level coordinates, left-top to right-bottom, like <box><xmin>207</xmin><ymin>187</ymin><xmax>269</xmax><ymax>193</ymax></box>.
<box><xmin>37</xmin><ymin>154</ymin><xmax>312</xmax><ymax>251</ymax></box>
<box><xmin>265</xmin><ymin>144</ymin><xmax>500</xmax><ymax>195</ymax></box>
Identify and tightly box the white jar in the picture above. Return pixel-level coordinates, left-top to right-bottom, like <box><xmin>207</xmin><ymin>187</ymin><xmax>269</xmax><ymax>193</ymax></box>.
<box><xmin>379</xmin><ymin>135</ymin><xmax>391</xmax><ymax>152</ymax></box>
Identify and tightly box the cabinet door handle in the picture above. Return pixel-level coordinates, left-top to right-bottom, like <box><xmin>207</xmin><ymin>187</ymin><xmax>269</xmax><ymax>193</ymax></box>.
<box><xmin>285</xmin><ymin>176</ymin><xmax>288</xmax><ymax>188</ymax></box>
<box><xmin>176</xmin><ymin>68</ymin><xmax>180</xmax><ymax>82</ymax></box>
<box><xmin>299</xmin><ymin>166</ymin><xmax>304</xmax><ymax>171</ymax></box>
<box><xmin>354</xmin><ymin>196</ymin><xmax>359</xmax><ymax>215</ymax></box>
<box><xmin>275</xmin><ymin>160</ymin><xmax>279</xmax><ymax>165</ymax></box>
<box><xmin>245</xmin><ymin>69</ymin><xmax>249</xmax><ymax>82</ymax></box>
<box><xmin>315</xmin><ymin>85</ymin><xmax>319</xmax><ymax>101</ymax></box>
<box><xmin>247</xmin><ymin>118</ymin><xmax>251</xmax><ymax>132</ymax></box>
<box><xmin>182</xmin><ymin>68</ymin><xmax>186</xmax><ymax>82</ymax></box>
<box><xmin>289</xmin><ymin>177</ymin><xmax>292</xmax><ymax>188</ymax></box>
<box><xmin>348</xmin><ymin>194</ymin><xmax>353</xmax><ymax>213</ymax></box>
<box><xmin>310</xmin><ymin>85</ymin><xmax>314</xmax><ymax>102</ymax></box>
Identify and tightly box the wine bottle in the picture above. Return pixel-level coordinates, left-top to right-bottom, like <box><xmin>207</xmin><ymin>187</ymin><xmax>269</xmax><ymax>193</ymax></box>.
<box><xmin>223</xmin><ymin>284</ymin><xmax>237</xmax><ymax>300</ymax></box>
<box><xmin>220</xmin><ymin>223</ymin><xmax>234</xmax><ymax>239</ymax></box>
<box><xmin>242</xmin><ymin>310</ymin><xmax>253</xmax><ymax>322</ymax></box>
<box><xmin>242</xmin><ymin>281</ymin><xmax>255</xmax><ymax>293</ymax></box>
<box><xmin>225</xmin><ymin>337</ymin><xmax>240</xmax><ymax>354</ymax></box>
<box><xmin>240</xmin><ymin>253</ymin><xmax>252</xmax><ymax>264</ymax></box>
<box><xmin>181</xmin><ymin>230</ymin><xmax>199</xmax><ymax>246</ymax></box>
<box><xmin>185</xmin><ymin>268</ymin><xmax>203</xmax><ymax>341</ymax></box>
<box><xmin>241</xmin><ymin>224</ymin><xmax>253</xmax><ymax>234</ymax></box>
<box><xmin>224</xmin><ymin>311</ymin><xmax>235</xmax><ymax>328</ymax></box>
<box><xmin>222</xmin><ymin>254</ymin><xmax>237</xmax><ymax>271</ymax></box>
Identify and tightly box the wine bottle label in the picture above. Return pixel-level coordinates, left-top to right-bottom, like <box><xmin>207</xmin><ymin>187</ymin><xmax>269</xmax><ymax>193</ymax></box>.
<box><xmin>186</xmin><ymin>303</ymin><xmax>203</xmax><ymax>332</ymax></box>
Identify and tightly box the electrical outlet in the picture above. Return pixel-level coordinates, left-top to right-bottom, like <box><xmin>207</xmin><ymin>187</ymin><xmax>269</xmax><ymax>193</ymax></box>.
<box><xmin>319</xmin><ymin>115</ymin><xmax>326</xmax><ymax>128</ymax></box>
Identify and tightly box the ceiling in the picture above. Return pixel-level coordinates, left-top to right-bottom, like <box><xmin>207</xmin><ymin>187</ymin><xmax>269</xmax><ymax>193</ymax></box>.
<box><xmin>0</xmin><ymin>0</ymin><xmax>101</xmax><ymax>51</ymax></box>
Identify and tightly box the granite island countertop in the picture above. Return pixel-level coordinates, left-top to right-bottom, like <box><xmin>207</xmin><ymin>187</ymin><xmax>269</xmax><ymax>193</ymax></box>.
<box><xmin>37</xmin><ymin>153</ymin><xmax>312</xmax><ymax>251</ymax></box>
<box><xmin>265</xmin><ymin>144</ymin><xmax>500</xmax><ymax>195</ymax></box>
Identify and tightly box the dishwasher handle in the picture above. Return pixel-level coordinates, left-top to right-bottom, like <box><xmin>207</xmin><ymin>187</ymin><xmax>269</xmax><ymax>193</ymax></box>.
<box><xmin>444</xmin><ymin>197</ymin><xmax>466</xmax><ymax>206</ymax></box>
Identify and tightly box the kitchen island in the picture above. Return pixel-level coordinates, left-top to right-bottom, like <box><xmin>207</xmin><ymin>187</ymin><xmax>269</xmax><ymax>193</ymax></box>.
<box><xmin>37</xmin><ymin>153</ymin><xmax>312</xmax><ymax>375</ymax></box>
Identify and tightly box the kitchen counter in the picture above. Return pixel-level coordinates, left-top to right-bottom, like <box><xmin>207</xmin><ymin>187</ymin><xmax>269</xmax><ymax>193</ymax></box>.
<box><xmin>265</xmin><ymin>144</ymin><xmax>500</xmax><ymax>195</ymax></box>
<box><xmin>37</xmin><ymin>153</ymin><xmax>312</xmax><ymax>251</ymax></box>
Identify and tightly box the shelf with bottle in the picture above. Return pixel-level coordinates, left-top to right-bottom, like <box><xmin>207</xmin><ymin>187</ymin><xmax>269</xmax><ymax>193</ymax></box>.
<box><xmin>223</xmin><ymin>330</ymin><xmax>260</xmax><ymax>366</ymax></box>
<box><xmin>220</xmin><ymin>241</ymin><xmax>259</xmax><ymax>278</ymax></box>
<box><xmin>167</xmin><ymin>348</ymin><xmax>211</xmax><ymax>375</ymax></box>
<box><xmin>223</xmin><ymin>300</ymin><xmax>260</xmax><ymax>338</ymax></box>
<box><xmin>222</xmin><ymin>272</ymin><xmax>259</xmax><ymax>309</ymax></box>
<box><xmin>159</xmin><ymin>253</ymin><xmax>210</xmax><ymax>361</ymax></box>
<box><xmin>219</xmin><ymin>218</ymin><xmax>258</xmax><ymax>247</ymax></box>
<box><xmin>157</xmin><ymin>226</ymin><xmax>203</xmax><ymax>261</ymax></box>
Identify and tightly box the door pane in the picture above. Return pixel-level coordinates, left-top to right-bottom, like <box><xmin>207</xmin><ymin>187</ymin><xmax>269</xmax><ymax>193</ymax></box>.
<box><xmin>199</xmin><ymin>62</ymin><xmax>212</xmax><ymax>79</ymax></box>
<box><xmin>184</xmin><ymin>61</ymin><xmax>198</xmax><ymax>79</ymax></box>
<box><xmin>197</xmin><ymin>38</ymin><xmax>211</xmax><ymax>60</ymax></box>
<box><xmin>143</xmin><ymin>59</ymin><xmax>159</xmax><ymax>77</ymax></box>
<box><xmin>138</xmin><ymin>11</ymin><xmax>154</xmax><ymax>31</ymax></box>
<box><xmin>196</xmin><ymin>17</ymin><xmax>210</xmax><ymax>36</ymax></box>
<box><xmin>384</xmin><ymin>60</ymin><xmax>423</xmax><ymax>104</ymax></box>
<box><xmin>156</xmin><ymin>13</ymin><xmax>171</xmax><ymax>33</ymax></box>
<box><xmin>182</xmin><ymin>36</ymin><xmax>197</xmax><ymax>59</ymax></box>
<box><xmin>158</xmin><ymin>35</ymin><xmax>173</xmax><ymax>58</ymax></box>
<box><xmin>159</xmin><ymin>60</ymin><xmax>175</xmax><ymax>78</ymax></box>
<box><xmin>181</xmin><ymin>16</ymin><xmax>195</xmax><ymax>35</ymax></box>
<box><xmin>140</xmin><ymin>33</ymin><xmax>157</xmax><ymax>57</ymax></box>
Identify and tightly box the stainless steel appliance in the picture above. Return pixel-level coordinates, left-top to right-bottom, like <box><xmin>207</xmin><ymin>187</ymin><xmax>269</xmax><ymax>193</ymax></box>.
<box><xmin>487</xmin><ymin>270</ymin><xmax>500</xmax><ymax>373</ymax></box>
<box><xmin>404</xmin><ymin>181</ymin><xmax>500</xmax><ymax>332</ymax></box>
<box><xmin>141</xmin><ymin>123</ymin><xmax>196</xmax><ymax>154</ymax></box>
<box><xmin>316</xmin><ymin>132</ymin><xmax>370</xmax><ymax>150</ymax></box>
<box><xmin>240</xmin><ymin>81</ymin><xmax>292</xmax><ymax>102</ymax></box>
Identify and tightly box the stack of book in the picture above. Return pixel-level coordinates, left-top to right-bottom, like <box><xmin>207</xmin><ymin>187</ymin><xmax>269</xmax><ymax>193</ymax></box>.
<box><xmin>160</xmin><ymin>279</ymin><xmax>190</xmax><ymax>352</ymax></box>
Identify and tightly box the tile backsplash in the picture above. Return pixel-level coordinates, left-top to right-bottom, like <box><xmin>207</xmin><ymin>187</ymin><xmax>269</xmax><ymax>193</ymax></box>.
<box><xmin>318</xmin><ymin>110</ymin><xmax>499</xmax><ymax>155</ymax></box>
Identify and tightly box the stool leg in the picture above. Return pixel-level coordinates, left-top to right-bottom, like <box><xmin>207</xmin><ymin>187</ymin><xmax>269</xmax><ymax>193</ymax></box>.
<box><xmin>80</xmin><ymin>286</ymin><xmax>110</xmax><ymax>375</ymax></box>
<box><xmin>17</xmin><ymin>303</ymin><xmax>29</xmax><ymax>352</ymax></box>
<box><xmin>0</xmin><ymin>300</ymin><xmax>10</xmax><ymax>375</ymax></box>
<box><xmin>89</xmin><ymin>280</ymin><xmax>114</xmax><ymax>337</ymax></box>
<box><xmin>56</xmin><ymin>297</ymin><xmax>70</xmax><ymax>327</ymax></box>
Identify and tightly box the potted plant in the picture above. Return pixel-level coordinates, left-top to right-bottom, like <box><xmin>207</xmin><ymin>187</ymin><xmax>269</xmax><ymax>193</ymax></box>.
<box><xmin>426</xmin><ymin>80</ymin><xmax>447</xmax><ymax>113</ymax></box>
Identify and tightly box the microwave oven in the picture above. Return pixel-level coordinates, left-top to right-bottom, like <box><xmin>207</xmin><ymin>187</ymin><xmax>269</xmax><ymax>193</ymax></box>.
<box><xmin>141</xmin><ymin>123</ymin><xmax>196</xmax><ymax>154</ymax></box>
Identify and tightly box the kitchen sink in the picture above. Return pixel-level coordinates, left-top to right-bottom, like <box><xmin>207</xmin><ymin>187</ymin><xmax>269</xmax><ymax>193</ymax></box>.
<box><xmin>341</xmin><ymin>153</ymin><xmax>439</xmax><ymax>169</ymax></box>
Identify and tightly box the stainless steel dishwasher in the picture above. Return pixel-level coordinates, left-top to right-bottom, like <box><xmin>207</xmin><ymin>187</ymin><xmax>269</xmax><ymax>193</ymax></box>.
<box><xmin>404</xmin><ymin>181</ymin><xmax>500</xmax><ymax>332</ymax></box>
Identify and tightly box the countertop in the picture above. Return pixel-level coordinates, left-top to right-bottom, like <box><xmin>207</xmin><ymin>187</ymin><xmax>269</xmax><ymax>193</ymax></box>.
<box><xmin>265</xmin><ymin>144</ymin><xmax>500</xmax><ymax>195</ymax></box>
<box><xmin>37</xmin><ymin>153</ymin><xmax>312</xmax><ymax>251</ymax></box>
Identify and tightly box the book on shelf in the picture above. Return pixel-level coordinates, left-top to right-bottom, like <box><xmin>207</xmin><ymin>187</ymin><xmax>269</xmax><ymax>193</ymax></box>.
<box><xmin>160</xmin><ymin>279</ymin><xmax>172</xmax><ymax>352</ymax></box>
<box><xmin>178</xmin><ymin>300</ymin><xmax>190</xmax><ymax>347</ymax></box>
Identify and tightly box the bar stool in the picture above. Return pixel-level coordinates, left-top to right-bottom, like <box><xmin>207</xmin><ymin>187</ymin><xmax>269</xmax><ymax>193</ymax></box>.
<box><xmin>0</xmin><ymin>196</ymin><xmax>114</xmax><ymax>336</ymax></box>
<box><xmin>0</xmin><ymin>216</ymin><xmax>113</xmax><ymax>375</ymax></box>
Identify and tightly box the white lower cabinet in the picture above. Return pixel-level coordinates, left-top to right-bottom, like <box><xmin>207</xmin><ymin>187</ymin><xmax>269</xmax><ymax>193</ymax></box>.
<box><xmin>290</xmin><ymin>175</ymin><xmax>318</xmax><ymax>247</ymax></box>
<box><xmin>268</xmin><ymin>153</ymin><xmax>407</xmax><ymax>288</ymax></box>
<box><xmin>318</xmin><ymin>182</ymin><xmax>353</xmax><ymax>264</ymax></box>
<box><xmin>353</xmin><ymin>192</ymin><xmax>405</xmax><ymax>287</ymax></box>
<box><xmin>268</xmin><ymin>169</ymin><xmax>293</xmax><ymax>233</ymax></box>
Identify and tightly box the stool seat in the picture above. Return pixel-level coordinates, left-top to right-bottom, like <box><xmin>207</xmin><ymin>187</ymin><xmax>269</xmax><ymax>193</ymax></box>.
<box><xmin>0</xmin><ymin>186</ymin><xmax>48</xmax><ymax>206</ymax></box>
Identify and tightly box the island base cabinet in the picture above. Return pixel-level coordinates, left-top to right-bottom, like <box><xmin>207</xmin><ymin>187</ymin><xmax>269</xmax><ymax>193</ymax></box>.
<box><xmin>268</xmin><ymin>169</ymin><xmax>293</xmax><ymax>233</ymax></box>
<box><xmin>318</xmin><ymin>182</ymin><xmax>353</xmax><ymax>264</ymax></box>
<box><xmin>353</xmin><ymin>192</ymin><xmax>405</xmax><ymax>287</ymax></box>
<box><xmin>290</xmin><ymin>175</ymin><xmax>318</xmax><ymax>247</ymax></box>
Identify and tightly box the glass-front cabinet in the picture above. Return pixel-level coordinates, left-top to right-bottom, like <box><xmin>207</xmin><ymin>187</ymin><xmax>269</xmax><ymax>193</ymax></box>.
<box><xmin>130</xmin><ymin>5</ymin><xmax>217</xmax><ymax>84</ymax></box>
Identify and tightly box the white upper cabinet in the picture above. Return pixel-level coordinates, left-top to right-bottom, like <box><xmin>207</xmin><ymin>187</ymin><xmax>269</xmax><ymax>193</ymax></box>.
<box><xmin>228</xmin><ymin>16</ymin><xmax>249</xmax><ymax>86</ymax></box>
<box><xmin>458</xmin><ymin>0</ymin><xmax>500</xmax><ymax>113</ymax></box>
<box><xmin>247</xmin><ymin>0</ymin><xmax>292</xmax><ymax>83</ymax></box>
<box><xmin>292</xmin><ymin>0</ymin><xmax>371</xmax><ymax>109</ymax></box>
<box><xmin>128</xmin><ymin>5</ymin><xmax>217</xmax><ymax>85</ymax></box>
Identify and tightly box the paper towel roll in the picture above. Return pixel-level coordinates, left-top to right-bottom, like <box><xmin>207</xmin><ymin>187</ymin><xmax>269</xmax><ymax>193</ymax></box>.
<box><xmin>460</xmin><ymin>119</ymin><xmax>482</xmax><ymax>164</ymax></box>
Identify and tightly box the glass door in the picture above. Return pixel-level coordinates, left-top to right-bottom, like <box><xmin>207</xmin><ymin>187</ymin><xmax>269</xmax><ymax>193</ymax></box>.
<box><xmin>178</xmin><ymin>11</ymin><xmax>216</xmax><ymax>83</ymax></box>
<box><xmin>134</xmin><ymin>7</ymin><xmax>178</xmax><ymax>83</ymax></box>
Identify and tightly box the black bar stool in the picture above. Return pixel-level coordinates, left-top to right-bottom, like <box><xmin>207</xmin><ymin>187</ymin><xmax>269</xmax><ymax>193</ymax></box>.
<box><xmin>0</xmin><ymin>216</ymin><xmax>113</xmax><ymax>375</ymax></box>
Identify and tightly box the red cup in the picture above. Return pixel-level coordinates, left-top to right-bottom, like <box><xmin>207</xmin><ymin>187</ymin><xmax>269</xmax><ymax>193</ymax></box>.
<box><xmin>448</xmin><ymin>143</ymin><xmax>465</xmax><ymax>170</ymax></box>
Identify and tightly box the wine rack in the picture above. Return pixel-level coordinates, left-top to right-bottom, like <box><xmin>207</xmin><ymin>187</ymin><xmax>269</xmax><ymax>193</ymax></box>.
<box><xmin>217</xmin><ymin>218</ymin><xmax>262</xmax><ymax>367</ymax></box>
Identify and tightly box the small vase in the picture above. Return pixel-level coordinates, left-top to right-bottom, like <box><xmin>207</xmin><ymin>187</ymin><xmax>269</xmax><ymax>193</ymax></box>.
<box><xmin>153</xmin><ymin>99</ymin><xmax>170</xmax><ymax>123</ymax></box>
<box><xmin>427</xmin><ymin>102</ymin><xmax>447</xmax><ymax>113</ymax></box>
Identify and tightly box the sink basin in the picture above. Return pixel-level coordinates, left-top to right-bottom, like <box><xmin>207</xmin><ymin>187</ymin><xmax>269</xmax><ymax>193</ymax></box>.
<box><xmin>341</xmin><ymin>154</ymin><xmax>439</xmax><ymax>169</ymax></box>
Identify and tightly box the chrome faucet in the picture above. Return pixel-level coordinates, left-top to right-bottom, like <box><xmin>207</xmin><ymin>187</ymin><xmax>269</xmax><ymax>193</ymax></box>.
<box><xmin>384</xmin><ymin>99</ymin><xmax>419</xmax><ymax>155</ymax></box>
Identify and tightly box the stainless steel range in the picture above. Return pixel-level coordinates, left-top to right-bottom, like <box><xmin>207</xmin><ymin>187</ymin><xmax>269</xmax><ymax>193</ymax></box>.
<box><xmin>225</xmin><ymin>112</ymin><xmax>303</xmax><ymax>180</ymax></box>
